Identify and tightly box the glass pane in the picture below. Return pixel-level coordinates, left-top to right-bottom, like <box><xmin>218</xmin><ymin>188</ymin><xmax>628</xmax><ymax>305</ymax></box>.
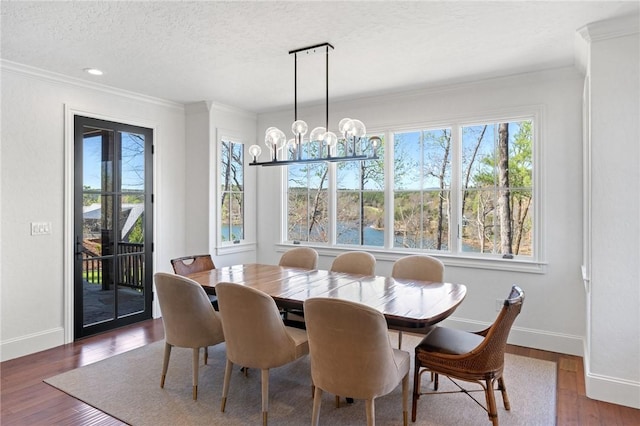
<box><xmin>336</xmin><ymin>191</ymin><xmax>361</xmax><ymax>244</ymax></box>
<box><xmin>232</xmin><ymin>143</ymin><xmax>244</xmax><ymax>190</ymax></box>
<box><xmin>461</xmin><ymin>121</ymin><xmax>533</xmax><ymax>257</ymax></box>
<box><xmin>363</xmin><ymin>191</ymin><xmax>384</xmax><ymax>247</ymax></box>
<box><xmin>393</xmin><ymin>131</ymin><xmax>421</xmax><ymax>190</ymax></box>
<box><xmin>83</xmin><ymin>194</ymin><xmax>113</xmax><ymax>256</ymax></box>
<box><xmin>423</xmin><ymin>129</ymin><xmax>451</xmax><ymax>190</ymax></box>
<box><xmin>230</xmin><ymin>193</ymin><xmax>244</xmax><ymax>241</ymax></box>
<box><xmin>393</xmin><ymin>191</ymin><xmax>422</xmax><ymax>249</ymax></box>
<box><xmin>120</xmin><ymin>132</ymin><xmax>145</xmax><ymax>190</ymax></box>
<box><xmin>83</xmin><ymin>129</ymin><xmax>114</xmax><ymax>192</ymax></box>
<box><xmin>219</xmin><ymin>140</ymin><xmax>244</xmax><ymax>243</ymax></box>
<box><xmin>287</xmin><ymin>162</ymin><xmax>328</xmax><ymax>243</ymax></box>
<box><xmin>308</xmin><ymin>188</ymin><xmax>328</xmax><ymax>243</ymax></box>
<box><xmin>116</xmin><ymin>251</ymin><xmax>145</xmax><ymax>318</ymax></box>
<box><xmin>461</xmin><ymin>189</ymin><xmax>497</xmax><ymax>253</ymax></box>
<box><xmin>421</xmin><ymin>191</ymin><xmax>450</xmax><ymax>251</ymax></box>
<box><xmin>220</xmin><ymin>141</ymin><xmax>230</xmax><ymax>188</ymax></box>
<box><xmin>221</xmin><ymin>194</ymin><xmax>231</xmax><ymax>242</ymax></box>
<box><xmin>120</xmin><ymin>194</ymin><xmax>144</xmax><ymax>244</ymax></box>
<box><xmin>288</xmin><ymin>184</ymin><xmax>308</xmax><ymax>242</ymax></box>
<box><xmin>82</xmin><ymin>261</ymin><xmax>115</xmax><ymax>325</ymax></box>
<box><xmin>462</xmin><ymin>124</ymin><xmax>496</xmax><ymax>189</ymax></box>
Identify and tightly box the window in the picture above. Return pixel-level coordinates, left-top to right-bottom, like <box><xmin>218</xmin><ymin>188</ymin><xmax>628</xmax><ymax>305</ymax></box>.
<box><xmin>287</xmin><ymin>162</ymin><xmax>329</xmax><ymax>243</ymax></box>
<box><xmin>393</xmin><ymin>128</ymin><xmax>451</xmax><ymax>250</ymax></box>
<box><xmin>220</xmin><ymin>140</ymin><xmax>244</xmax><ymax>243</ymax></box>
<box><xmin>460</xmin><ymin>120</ymin><xmax>533</xmax><ymax>257</ymax></box>
<box><xmin>336</xmin><ymin>135</ymin><xmax>385</xmax><ymax>246</ymax></box>
<box><xmin>284</xmin><ymin>114</ymin><xmax>536</xmax><ymax>262</ymax></box>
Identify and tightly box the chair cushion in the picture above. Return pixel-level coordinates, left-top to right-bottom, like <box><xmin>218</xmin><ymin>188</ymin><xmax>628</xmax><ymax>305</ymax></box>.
<box><xmin>417</xmin><ymin>326</ymin><xmax>484</xmax><ymax>355</ymax></box>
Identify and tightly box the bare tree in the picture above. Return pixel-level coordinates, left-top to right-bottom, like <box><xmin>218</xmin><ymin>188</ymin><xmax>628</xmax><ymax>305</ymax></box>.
<box><xmin>497</xmin><ymin>123</ymin><xmax>512</xmax><ymax>254</ymax></box>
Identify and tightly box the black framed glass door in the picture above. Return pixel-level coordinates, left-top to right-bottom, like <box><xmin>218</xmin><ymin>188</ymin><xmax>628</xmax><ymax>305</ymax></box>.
<box><xmin>74</xmin><ymin>116</ymin><xmax>153</xmax><ymax>339</ymax></box>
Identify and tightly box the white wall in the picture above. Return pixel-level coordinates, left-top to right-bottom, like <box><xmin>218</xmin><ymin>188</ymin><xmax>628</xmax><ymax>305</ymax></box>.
<box><xmin>582</xmin><ymin>17</ymin><xmax>640</xmax><ymax>408</ymax></box>
<box><xmin>0</xmin><ymin>63</ymin><xmax>187</xmax><ymax>361</ymax></box>
<box><xmin>183</xmin><ymin>102</ymin><xmax>258</xmax><ymax>267</ymax></box>
<box><xmin>256</xmin><ymin>67</ymin><xmax>586</xmax><ymax>356</ymax></box>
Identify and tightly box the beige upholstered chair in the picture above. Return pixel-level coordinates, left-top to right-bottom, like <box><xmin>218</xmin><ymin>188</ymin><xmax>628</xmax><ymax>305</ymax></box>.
<box><xmin>154</xmin><ymin>272</ymin><xmax>225</xmax><ymax>400</ymax></box>
<box><xmin>278</xmin><ymin>247</ymin><xmax>319</xmax><ymax>270</ymax></box>
<box><xmin>170</xmin><ymin>254</ymin><xmax>218</xmax><ymax>309</ymax></box>
<box><xmin>412</xmin><ymin>285</ymin><xmax>525</xmax><ymax>425</ymax></box>
<box><xmin>215</xmin><ymin>282</ymin><xmax>309</xmax><ymax>426</ymax></box>
<box><xmin>304</xmin><ymin>297</ymin><xmax>410</xmax><ymax>426</ymax></box>
<box><xmin>391</xmin><ymin>254</ymin><xmax>444</xmax><ymax>348</ymax></box>
<box><xmin>279</xmin><ymin>247</ymin><xmax>319</xmax><ymax>327</ymax></box>
<box><xmin>330</xmin><ymin>251</ymin><xmax>376</xmax><ymax>276</ymax></box>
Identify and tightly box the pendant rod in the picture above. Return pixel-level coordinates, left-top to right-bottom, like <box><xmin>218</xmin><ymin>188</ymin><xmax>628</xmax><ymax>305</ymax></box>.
<box><xmin>294</xmin><ymin>52</ymin><xmax>298</xmax><ymax>121</ymax></box>
<box><xmin>325</xmin><ymin>44</ymin><xmax>329</xmax><ymax>131</ymax></box>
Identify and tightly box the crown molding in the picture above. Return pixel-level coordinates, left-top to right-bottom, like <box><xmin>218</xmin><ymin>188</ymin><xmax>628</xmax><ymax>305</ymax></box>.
<box><xmin>207</xmin><ymin>101</ymin><xmax>258</xmax><ymax>121</ymax></box>
<box><xmin>577</xmin><ymin>13</ymin><xmax>640</xmax><ymax>43</ymax></box>
<box><xmin>0</xmin><ymin>60</ymin><xmax>184</xmax><ymax>110</ymax></box>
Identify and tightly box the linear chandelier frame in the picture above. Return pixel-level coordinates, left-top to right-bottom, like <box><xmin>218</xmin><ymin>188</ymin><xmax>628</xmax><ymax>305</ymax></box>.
<box><xmin>249</xmin><ymin>42</ymin><xmax>379</xmax><ymax>166</ymax></box>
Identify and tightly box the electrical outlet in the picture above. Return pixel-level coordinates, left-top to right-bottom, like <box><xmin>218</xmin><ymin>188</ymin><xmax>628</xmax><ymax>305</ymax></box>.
<box><xmin>496</xmin><ymin>298</ymin><xmax>503</xmax><ymax>312</ymax></box>
<box><xmin>31</xmin><ymin>222</ymin><xmax>51</xmax><ymax>236</ymax></box>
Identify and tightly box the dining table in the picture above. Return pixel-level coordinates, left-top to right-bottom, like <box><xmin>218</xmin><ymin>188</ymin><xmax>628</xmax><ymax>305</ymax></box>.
<box><xmin>186</xmin><ymin>263</ymin><xmax>467</xmax><ymax>333</ymax></box>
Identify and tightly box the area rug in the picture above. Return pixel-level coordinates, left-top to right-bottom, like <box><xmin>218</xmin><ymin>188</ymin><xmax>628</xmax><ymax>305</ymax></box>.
<box><xmin>45</xmin><ymin>333</ymin><xmax>556</xmax><ymax>425</ymax></box>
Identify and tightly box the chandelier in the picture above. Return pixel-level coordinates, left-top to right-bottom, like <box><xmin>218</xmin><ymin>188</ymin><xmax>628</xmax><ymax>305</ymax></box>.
<box><xmin>249</xmin><ymin>42</ymin><xmax>380</xmax><ymax>166</ymax></box>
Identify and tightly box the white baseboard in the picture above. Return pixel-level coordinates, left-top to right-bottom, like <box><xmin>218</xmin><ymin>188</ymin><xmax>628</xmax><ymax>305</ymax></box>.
<box><xmin>583</xmin><ymin>342</ymin><xmax>640</xmax><ymax>409</ymax></box>
<box><xmin>442</xmin><ymin>317</ymin><xmax>584</xmax><ymax>356</ymax></box>
<box><xmin>1</xmin><ymin>327</ymin><xmax>65</xmax><ymax>362</ymax></box>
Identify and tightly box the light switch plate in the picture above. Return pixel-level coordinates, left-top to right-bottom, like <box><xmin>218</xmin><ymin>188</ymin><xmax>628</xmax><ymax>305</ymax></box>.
<box><xmin>31</xmin><ymin>222</ymin><xmax>51</xmax><ymax>236</ymax></box>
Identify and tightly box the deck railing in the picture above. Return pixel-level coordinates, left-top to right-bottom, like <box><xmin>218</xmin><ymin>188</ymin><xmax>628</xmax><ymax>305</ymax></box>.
<box><xmin>82</xmin><ymin>242</ymin><xmax>145</xmax><ymax>290</ymax></box>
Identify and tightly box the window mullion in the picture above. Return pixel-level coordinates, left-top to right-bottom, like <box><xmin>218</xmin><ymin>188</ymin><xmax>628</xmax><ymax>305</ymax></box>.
<box><xmin>384</xmin><ymin>131</ymin><xmax>394</xmax><ymax>249</ymax></box>
<box><xmin>328</xmin><ymin>162</ymin><xmax>337</xmax><ymax>246</ymax></box>
<box><xmin>450</xmin><ymin>124</ymin><xmax>462</xmax><ymax>254</ymax></box>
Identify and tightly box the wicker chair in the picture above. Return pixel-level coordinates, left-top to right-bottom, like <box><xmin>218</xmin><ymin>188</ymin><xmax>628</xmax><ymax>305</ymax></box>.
<box><xmin>391</xmin><ymin>255</ymin><xmax>444</xmax><ymax>348</ymax></box>
<box><xmin>412</xmin><ymin>285</ymin><xmax>524</xmax><ymax>425</ymax></box>
<box><xmin>170</xmin><ymin>254</ymin><xmax>218</xmax><ymax>309</ymax></box>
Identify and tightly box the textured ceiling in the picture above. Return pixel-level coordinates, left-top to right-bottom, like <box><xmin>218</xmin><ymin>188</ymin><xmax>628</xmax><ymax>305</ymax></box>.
<box><xmin>1</xmin><ymin>1</ymin><xmax>638</xmax><ymax>112</ymax></box>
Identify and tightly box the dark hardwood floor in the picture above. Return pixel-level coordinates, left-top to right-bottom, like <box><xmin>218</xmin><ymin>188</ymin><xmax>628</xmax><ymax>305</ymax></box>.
<box><xmin>1</xmin><ymin>318</ymin><xmax>639</xmax><ymax>425</ymax></box>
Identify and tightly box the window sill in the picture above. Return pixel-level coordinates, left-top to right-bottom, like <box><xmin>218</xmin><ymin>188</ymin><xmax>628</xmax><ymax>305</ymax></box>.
<box><xmin>215</xmin><ymin>241</ymin><xmax>256</xmax><ymax>256</ymax></box>
<box><xmin>275</xmin><ymin>243</ymin><xmax>547</xmax><ymax>274</ymax></box>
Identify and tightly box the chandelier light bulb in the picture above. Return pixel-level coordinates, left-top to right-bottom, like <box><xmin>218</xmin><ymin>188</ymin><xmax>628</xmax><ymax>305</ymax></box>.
<box><xmin>248</xmin><ymin>144</ymin><xmax>262</xmax><ymax>162</ymax></box>
<box><xmin>291</xmin><ymin>120</ymin><xmax>308</xmax><ymax>137</ymax></box>
<box><xmin>309</xmin><ymin>127</ymin><xmax>326</xmax><ymax>142</ymax></box>
<box><xmin>350</xmin><ymin>119</ymin><xmax>366</xmax><ymax>138</ymax></box>
<box><xmin>323</xmin><ymin>131</ymin><xmax>338</xmax><ymax>148</ymax></box>
<box><xmin>338</xmin><ymin>118</ymin><xmax>352</xmax><ymax>135</ymax></box>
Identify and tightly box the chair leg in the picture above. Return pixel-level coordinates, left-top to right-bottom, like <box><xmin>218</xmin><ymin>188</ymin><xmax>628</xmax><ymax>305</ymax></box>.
<box><xmin>411</xmin><ymin>356</ymin><xmax>420</xmax><ymax>422</ymax></box>
<box><xmin>311</xmin><ymin>386</ymin><xmax>323</xmax><ymax>426</ymax></box>
<box><xmin>484</xmin><ymin>378</ymin><xmax>499</xmax><ymax>426</ymax></box>
<box><xmin>335</xmin><ymin>395</ymin><xmax>340</xmax><ymax>408</ymax></box>
<box><xmin>261</xmin><ymin>369</ymin><xmax>269</xmax><ymax>426</ymax></box>
<box><xmin>398</xmin><ymin>331</ymin><xmax>403</xmax><ymax>349</ymax></box>
<box><xmin>204</xmin><ymin>346</ymin><xmax>208</xmax><ymax>365</ymax></box>
<box><xmin>498</xmin><ymin>376</ymin><xmax>511</xmax><ymax>410</ymax></box>
<box><xmin>365</xmin><ymin>399</ymin><xmax>375</xmax><ymax>426</ymax></box>
<box><xmin>192</xmin><ymin>348</ymin><xmax>200</xmax><ymax>400</ymax></box>
<box><xmin>402</xmin><ymin>373</ymin><xmax>409</xmax><ymax>426</ymax></box>
<box><xmin>160</xmin><ymin>342</ymin><xmax>172</xmax><ymax>388</ymax></box>
<box><xmin>221</xmin><ymin>358</ymin><xmax>233</xmax><ymax>412</ymax></box>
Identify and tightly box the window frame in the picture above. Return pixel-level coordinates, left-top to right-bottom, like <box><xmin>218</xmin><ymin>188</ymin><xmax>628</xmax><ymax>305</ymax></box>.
<box><xmin>215</xmin><ymin>131</ymin><xmax>250</xmax><ymax>253</ymax></box>
<box><xmin>280</xmin><ymin>106</ymin><xmax>545</xmax><ymax>273</ymax></box>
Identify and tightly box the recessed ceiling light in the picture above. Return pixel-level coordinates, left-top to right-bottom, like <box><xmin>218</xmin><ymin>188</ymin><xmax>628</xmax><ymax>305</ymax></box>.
<box><xmin>83</xmin><ymin>68</ymin><xmax>103</xmax><ymax>76</ymax></box>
